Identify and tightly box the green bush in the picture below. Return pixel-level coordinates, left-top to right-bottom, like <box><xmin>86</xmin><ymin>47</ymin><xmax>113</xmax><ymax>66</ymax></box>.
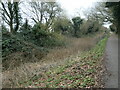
<box><xmin>2</xmin><ymin>23</ymin><xmax>65</xmax><ymax>57</ymax></box>
<box><xmin>2</xmin><ymin>31</ymin><xmax>48</xmax><ymax>70</ymax></box>
<box><xmin>33</xmin><ymin>30</ymin><xmax>65</xmax><ymax>48</ymax></box>
<box><xmin>30</xmin><ymin>23</ymin><xmax>65</xmax><ymax>48</ymax></box>
<box><xmin>2</xmin><ymin>32</ymin><xmax>24</xmax><ymax>57</ymax></box>
<box><xmin>2</xmin><ymin>22</ymin><xmax>65</xmax><ymax>70</ymax></box>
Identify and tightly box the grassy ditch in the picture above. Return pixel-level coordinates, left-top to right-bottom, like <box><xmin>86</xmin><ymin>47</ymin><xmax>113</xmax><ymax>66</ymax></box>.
<box><xmin>18</xmin><ymin>35</ymin><xmax>108</xmax><ymax>88</ymax></box>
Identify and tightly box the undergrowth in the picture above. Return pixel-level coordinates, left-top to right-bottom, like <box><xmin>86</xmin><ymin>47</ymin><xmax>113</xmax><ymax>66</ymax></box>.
<box><xmin>19</xmin><ymin>35</ymin><xmax>108</xmax><ymax>88</ymax></box>
<box><xmin>2</xmin><ymin>30</ymin><xmax>65</xmax><ymax>70</ymax></box>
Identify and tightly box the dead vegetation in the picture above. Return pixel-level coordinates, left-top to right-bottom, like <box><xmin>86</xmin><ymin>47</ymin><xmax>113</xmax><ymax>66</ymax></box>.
<box><xmin>41</xmin><ymin>33</ymin><xmax>103</xmax><ymax>63</ymax></box>
<box><xmin>17</xmin><ymin>33</ymin><xmax>108</xmax><ymax>88</ymax></box>
<box><xmin>2</xmin><ymin>32</ymin><xmax>105</xmax><ymax>88</ymax></box>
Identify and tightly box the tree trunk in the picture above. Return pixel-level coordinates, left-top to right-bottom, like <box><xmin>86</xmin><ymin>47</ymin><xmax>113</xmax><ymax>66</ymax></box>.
<box><xmin>10</xmin><ymin>21</ymin><xmax>13</xmax><ymax>33</ymax></box>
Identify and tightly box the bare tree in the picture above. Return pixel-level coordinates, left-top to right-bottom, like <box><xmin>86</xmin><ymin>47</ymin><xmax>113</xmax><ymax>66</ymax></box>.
<box><xmin>1</xmin><ymin>0</ymin><xmax>21</xmax><ymax>33</ymax></box>
<box><xmin>28</xmin><ymin>1</ymin><xmax>62</xmax><ymax>30</ymax></box>
<box><xmin>29</xmin><ymin>1</ymin><xmax>45</xmax><ymax>24</ymax></box>
<box><xmin>84</xmin><ymin>2</ymin><xmax>113</xmax><ymax>25</ymax></box>
<box><xmin>43</xmin><ymin>2</ymin><xmax>62</xmax><ymax>28</ymax></box>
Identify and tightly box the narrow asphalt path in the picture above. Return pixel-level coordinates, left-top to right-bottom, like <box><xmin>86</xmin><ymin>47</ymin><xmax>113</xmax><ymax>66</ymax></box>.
<box><xmin>104</xmin><ymin>34</ymin><xmax>118</xmax><ymax>88</ymax></box>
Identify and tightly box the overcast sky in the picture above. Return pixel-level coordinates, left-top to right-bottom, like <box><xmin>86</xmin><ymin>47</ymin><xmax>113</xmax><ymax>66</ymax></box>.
<box><xmin>20</xmin><ymin>0</ymin><xmax>112</xmax><ymax>28</ymax></box>
<box><xmin>55</xmin><ymin>0</ymin><xmax>112</xmax><ymax>28</ymax></box>
<box><xmin>56</xmin><ymin>0</ymin><xmax>100</xmax><ymax>19</ymax></box>
<box><xmin>21</xmin><ymin>0</ymin><xmax>98</xmax><ymax>17</ymax></box>
<box><xmin>21</xmin><ymin>0</ymin><xmax>101</xmax><ymax>23</ymax></box>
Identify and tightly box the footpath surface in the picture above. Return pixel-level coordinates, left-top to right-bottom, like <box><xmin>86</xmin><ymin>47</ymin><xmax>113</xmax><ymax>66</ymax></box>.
<box><xmin>104</xmin><ymin>34</ymin><xmax>118</xmax><ymax>88</ymax></box>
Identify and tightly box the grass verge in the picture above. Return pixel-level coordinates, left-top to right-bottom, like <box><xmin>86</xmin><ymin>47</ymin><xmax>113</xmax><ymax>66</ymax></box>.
<box><xmin>18</xmin><ymin>35</ymin><xmax>108</xmax><ymax>88</ymax></box>
<box><xmin>17</xmin><ymin>35</ymin><xmax>108</xmax><ymax>88</ymax></box>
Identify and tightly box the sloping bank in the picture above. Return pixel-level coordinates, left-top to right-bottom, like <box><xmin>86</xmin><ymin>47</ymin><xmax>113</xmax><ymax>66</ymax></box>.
<box><xmin>19</xmin><ymin>35</ymin><xmax>108</xmax><ymax>88</ymax></box>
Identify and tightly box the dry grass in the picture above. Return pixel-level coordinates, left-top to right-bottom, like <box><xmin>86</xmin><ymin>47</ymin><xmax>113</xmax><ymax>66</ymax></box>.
<box><xmin>2</xmin><ymin>32</ymin><xmax>105</xmax><ymax>88</ymax></box>
<box><xmin>42</xmin><ymin>38</ymin><xmax>94</xmax><ymax>62</ymax></box>
<box><xmin>41</xmin><ymin>33</ymin><xmax>103</xmax><ymax>63</ymax></box>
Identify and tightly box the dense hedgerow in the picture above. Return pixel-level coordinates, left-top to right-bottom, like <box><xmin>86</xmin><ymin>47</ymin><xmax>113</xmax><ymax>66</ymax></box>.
<box><xmin>2</xmin><ymin>23</ymin><xmax>65</xmax><ymax>70</ymax></box>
